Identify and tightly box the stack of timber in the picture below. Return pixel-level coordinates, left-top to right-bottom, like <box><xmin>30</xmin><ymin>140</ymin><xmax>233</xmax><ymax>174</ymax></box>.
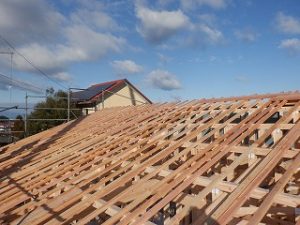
<box><xmin>1</xmin><ymin>92</ymin><xmax>300</xmax><ymax>225</ymax></box>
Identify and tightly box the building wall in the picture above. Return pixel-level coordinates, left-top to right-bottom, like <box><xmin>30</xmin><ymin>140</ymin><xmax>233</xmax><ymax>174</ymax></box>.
<box><xmin>82</xmin><ymin>84</ymin><xmax>149</xmax><ymax>115</ymax></box>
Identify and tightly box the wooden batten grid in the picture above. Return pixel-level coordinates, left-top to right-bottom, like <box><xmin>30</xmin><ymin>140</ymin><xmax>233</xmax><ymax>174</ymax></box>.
<box><xmin>0</xmin><ymin>92</ymin><xmax>300</xmax><ymax>225</ymax></box>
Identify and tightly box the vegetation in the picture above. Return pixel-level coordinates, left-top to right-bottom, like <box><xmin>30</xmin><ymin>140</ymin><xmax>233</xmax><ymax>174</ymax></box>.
<box><xmin>12</xmin><ymin>115</ymin><xmax>24</xmax><ymax>139</ymax></box>
<box><xmin>27</xmin><ymin>89</ymin><xmax>81</xmax><ymax>136</ymax></box>
<box><xmin>0</xmin><ymin>115</ymin><xmax>9</xmax><ymax>120</ymax></box>
<box><xmin>0</xmin><ymin>115</ymin><xmax>14</xmax><ymax>146</ymax></box>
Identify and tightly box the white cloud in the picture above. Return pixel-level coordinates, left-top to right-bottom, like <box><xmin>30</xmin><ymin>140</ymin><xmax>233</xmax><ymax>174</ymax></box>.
<box><xmin>186</xmin><ymin>23</ymin><xmax>224</xmax><ymax>47</ymax></box>
<box><xmin>198</xmin><ymin>24</ymin><xmax>224</xmax><ymax>44</ymax></box>
<box><xmin>14</xmin><ymin>44</ymin><xmax>65</xmax><ymax>74</ymax></box>
<box><xmin>234</xmin><ymin>29</ymin><xmax>258</xmax><ymax>42</ymax></box>
<box><xmin>275</xmin><ymin>12</ymin><xmax>300</xmax><ymax>34</ymax></box>
<box><xmin>136</xmin><ymin>5</ymin><xmax>189</xmax><ymax>44</ymax></box>
<box><xmin>70</xmin><ymin>8</ymin><xmax>119</xmax><ymax>31</ymax></box>
<box><xmin>181</xmin><ymin>0</ymin><xmax>228</xmax><ymax>10</ymax></box>
<box><xmin>111</xmin><ymin>60</ymin><xmax>143</xmax><ymax>75</ymax></box>
<box><xmin>0</xmin><ymin>0</ymin><xmax>64</xmax><ymax>46</ymax></box>
<box><xmin>196</xmin><ymin>13</ymin><xmax>224</xmax><ymax>44</ymax></box>
<box><xmin>64</xmin><ymin>25</ymin><xmax>124</xmax><ymax>60</ymax></box>
<box><xmin>157</xmin><ymin>53</ymin><xmax>172</xmax><ymax>65</ymax></box>
<box><xmin>52</xmin><ymin>72</ymin><xmax>72</xmax><ymax>82</ymax></box>
<box><xmin>0</xmin><ymin>0</ymin><xmax>125</xmax><ymax>83</ymax></box>
<box><xmin>0</xmin><ymin>73</ymin><xmax>43</xmax><ymax>93</ymax></box>
<box><xmin>135</xmin><ymin>3</ymin><xmax>223</xmax><ymax>48</ymax></box>
<box><xmin>198</xmin><ymin>13</ymin><xmax>217</xmax><ymax>25</ymax></box>
<box><xmin>279</xmin><ymin>38</ymin><xmax>300</xmax><ymax>55</ymax></box>
<box><xmin>147</xmin><ymin>70</ymin><xmax>181</xmax><ymax>91</ymax></box>
<box><xmin>158</xmin><ymin>0</ymin><xmax>175</xmax><ymax>6</ymax></box>
<box><xmin>11</xmin><ymin>28</ymin><xmax>124</xmax><ymax>79</ymax></box>
<box><xmin>74</xmin><ymin>0</ymin><xmax>105</xmax><ymax>11</ymax></box>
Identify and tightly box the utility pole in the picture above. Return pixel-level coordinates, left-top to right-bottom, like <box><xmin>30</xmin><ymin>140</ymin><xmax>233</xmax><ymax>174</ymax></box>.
<box><xmin>10</xmin><ymin>52</ymin><xmax>13</xmax><ymax>102</ymax></box>
<box><xmin>67</xmin><ymin>88</ymin><xmax>70</xmax><ymax>122</ymax></box>
<box><xmin>25</xmin><ymin>92</ymin><xmax>28</xmax><ymax>137</ymax></box>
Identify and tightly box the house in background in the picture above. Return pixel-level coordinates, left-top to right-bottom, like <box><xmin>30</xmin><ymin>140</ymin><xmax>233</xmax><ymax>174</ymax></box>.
<box><xmin>0</xmin><ymin>120</ymin><xmax>14</xmax><ymax>146</ymax></box>
<box><xmin>72</xmin><ymin>79</ymin><xmax>152</xmax><ymax>115</ymax></box>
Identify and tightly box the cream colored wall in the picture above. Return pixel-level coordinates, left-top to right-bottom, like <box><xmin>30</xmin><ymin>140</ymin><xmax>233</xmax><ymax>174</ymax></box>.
<box><xmin>82</xmin><ymin>84</ymin><xmax>149</xmax><ymax>114</ymax></box>
<box><xmin>132</xmin><ymin>88</ymin><xmax>149</xmax><ymax>106</ymax></box>
<box><xmin>101</xmin><ymin>85</ymin><xmax>132</xmax><ymax>108</ymax></box>
<box><xmin>99</xmin><ymin>85</ymin><xmax>149</xmax><ymax>109</ymax></box>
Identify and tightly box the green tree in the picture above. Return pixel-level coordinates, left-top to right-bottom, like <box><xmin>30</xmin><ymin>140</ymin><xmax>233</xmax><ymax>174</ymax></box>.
<box><xmin>12</xmin><ymin>115</ymin><xmax>24</xmax><ymax>139</ymax></box>
<box><xmin>0</xmin><ymin>115</ymin><xmax>13</xmax><ymax>146</ymax></box>
<box><xmin>27</xmin><ymin>89</ymin><xmax>81</xmax><ymax>135</ymax></box>
<box><xmin>0</xmin><ymin>115</ymin><xmax>9</xmax><ymax>120</ymax></box>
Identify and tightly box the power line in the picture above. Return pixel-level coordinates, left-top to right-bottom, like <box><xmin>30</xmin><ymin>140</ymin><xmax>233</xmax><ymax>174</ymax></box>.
<box><xmin>0</xmin><ymin>34</ymin><xmax>67</xmax><ymax>90</ymax></box>
<box><xmin>0</xmin><ymin>51</ymin><xmax>14</xmax><ymax>102</ymax></box>
<box><xmin>0</xmin><ymin>72</ymin><xmax>44</xmax><ymax>93</ymax></box>
<box><xmin>0</xmin><ymin>106</ymin><xmax>80</xmax><ymax>111</ymax></box>
<box><xmin>0</xmin><ymin>106</ymin><xmax>18</xmax><ymax>113</ymax></box>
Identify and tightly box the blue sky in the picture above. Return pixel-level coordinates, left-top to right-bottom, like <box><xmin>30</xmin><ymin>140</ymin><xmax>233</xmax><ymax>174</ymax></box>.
<box><xmin>0</xmin><ymin>0</ymin><xmax>300</xmax><ymax>107</ymax></box>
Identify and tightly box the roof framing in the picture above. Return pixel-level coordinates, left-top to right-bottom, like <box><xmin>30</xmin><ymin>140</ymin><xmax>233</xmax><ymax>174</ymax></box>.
<box><xmin>0</xmin><ymin>92</ymin><xmax>300</xmax><ymax>225</ymax></box>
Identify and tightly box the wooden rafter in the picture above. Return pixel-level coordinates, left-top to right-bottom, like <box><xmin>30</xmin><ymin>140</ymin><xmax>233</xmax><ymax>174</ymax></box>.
<box><xmin>0</xmin><ymin>92</ymin><xmax>300</xmax><ymax>225</ymax></box>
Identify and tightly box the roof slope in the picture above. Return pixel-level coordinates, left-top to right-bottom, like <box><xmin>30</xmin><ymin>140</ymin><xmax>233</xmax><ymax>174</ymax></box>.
<box><xmin>1</xmin><ymin>92</ymin><xmax>300</xmax><ymax>225</ymax></box>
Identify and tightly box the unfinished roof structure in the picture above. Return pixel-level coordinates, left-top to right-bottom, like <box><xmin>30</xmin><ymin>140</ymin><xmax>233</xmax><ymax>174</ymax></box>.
<box><xmin>1</xmin><ymin>92</ymin><xmax>300</xmax><ymax>225</ymax></box>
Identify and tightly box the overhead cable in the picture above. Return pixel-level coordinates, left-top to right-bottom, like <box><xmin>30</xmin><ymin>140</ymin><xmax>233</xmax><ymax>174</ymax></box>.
<box><xmin>0</xmin><ymin>34</ymin><xmax>67</xmax><ymax>90</ymax></box>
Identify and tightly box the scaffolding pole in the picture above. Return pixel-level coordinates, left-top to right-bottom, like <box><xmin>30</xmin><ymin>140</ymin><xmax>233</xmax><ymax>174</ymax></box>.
<box><xmin>68</xmin><ymin>88</ymin><xmax>70</xmax><ymax>122</ymax></box>
<box><xmin>25</xmin><ymin>92</ymin><xmax>28</xmax><ymax>137</ymax></box>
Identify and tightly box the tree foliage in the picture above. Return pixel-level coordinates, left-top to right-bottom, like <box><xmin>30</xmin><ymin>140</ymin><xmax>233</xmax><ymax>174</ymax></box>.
<box><xmin>27</xmin><ymin>89</ymin><xmax>81</xmax><ymax>135</ymax></box>
<box><xmin>12</xmin><ymin>115</ymin><xmax>25</xmax><ymax>139</ymax></box>
<box><xmin>0</xmin><ymin>115</ymin><xmax>9</xmax><ymax>120</ymax></box>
